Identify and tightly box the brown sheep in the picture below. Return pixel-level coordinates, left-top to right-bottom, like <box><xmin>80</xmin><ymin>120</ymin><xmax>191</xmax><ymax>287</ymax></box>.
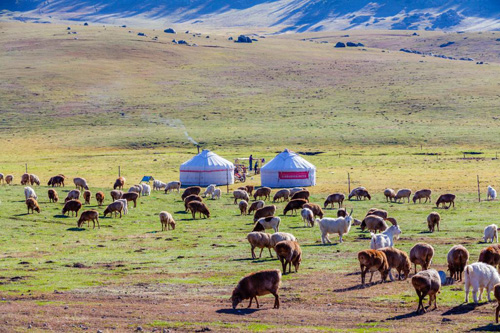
<box><xmin>159</xmin><ymin>211</ymin><xmax>176</xmax><ymax>231</ymax></box>
<box><xmin>248</xmin><ymin>200</ymin><xmax>265</xmax><ymax>214</ymax></box>
<box><xmin>0</xmin><ymin>173</ymin><xmax>3</xmax><ymax>184</ymax></box>
<box><xmin>478</xmin><ymin>245</ymin><xmax>500</xmax><ymax>271</ymax></box>
<box><xmin>181</xmin><ymin>186</ymin><xmax>202</xmax><ymax>201</ymax></box>
<box><xmin>96</xmin><ymin>191</ymin><xmax>105</xmax><ymax>206</ymax></box>
<box><xmin>48</xmin><ymin>175</ymin><xmax>65</xmax><ymax>187</ymax></box>
<box><xmin>238</xmin><ymin>185</ymin><xmax>254</xmax><ymax>196</ymax></box>
<box><xmin>383</xmin><ymin>188</ymin><xmax>396</xmax><ymax>202</ymax></box>
<box><xmin>247</xmin><ymin>232</ymin><xmax>273</xmax><ymax>259</ymax></box>
<box><xmin>275</xmin><ymin>240</ymin><xmax>302</xmax><ymax>274</ymax></box>
<box><xmin>358</xmin><ymin>249</ymin><xmax>389</xmax><ymax>285</ymax></box>
<box><xmin>412</xmin><ymin>269</ymin><xmax>441</xmax><ymax>314</ymax></box>
<box><xmin>303</xmin><ymin>203</ymin><xmax>324</xmax><ymax>219</ymax></box>
<box><xmin>5</xmin><ymin>174</ymin><xmax>14</xmax><ymax>184</ymax></box>
<box><xmin>231</xmin><ymin>269</ymin><xmax>281</xmax><ymax>309</ymax></box>
<box><xmin>395</xmin><ymin>189</ymin><xmax>412</xmax><ymax>203</ymax></box>
<box><xmin>253</xmin><ymin>205</ymin><xmax>277</xmax><ymax>222</ymax></box>
<box><xmin>77</xmin><ymin>210</ymin><xmax>100</xmax><ymax>229</ymax></box>
<box><xmin>360</xmin><ymin>215</ymin><xmax>388</xmax><ymax>233</ymax></box>
<box><xmin>121</xmin><ymin>192</ymin><xmax>139</xmax><ymax>208</ymax></box>
<box><xmin>184</xmin><ymin>194</ymin><xmax>203</xmax><ymax>211</ymax></box>
<box><xmin>378</xmin><ymin>247</ymin><xmax>411</xmax><ymax>281</ymax></box>
<box><xmin>273</xmin><ymin>189</ymin><xmax>290</xmax><ymax>203</ymax></box>
<box><xmin>110</xmin><ymin>190</ymin><xmax>123</xmax><ymax>201</ymax></box>
<box><xmin>83</xmin><ymin>190</ymin><xmax>92</xmax><ymax>205</ymax></box>
<box><xmin>436</xmin><ymin>194</ymin><xmax>456</xmax><ymax>208</ymax></box>
<box><xmin>239</xmin><ymin>200</ymin><xmax>248</xmax><ymax>215</ymax></box>
<box><xmin>103</xmin><ymin>201</ymin><xmax>124</xmax><ymax>218</ymax></box>
<box><xmin>113</xmin><ymin>177</ymin><xmax>125</xmax><ymax>190</ymax></box>
<box><xmin>410</xmin><ymin>243</ymin><xmax>435</xmax><ymax>274</ymax></box>
<box><xmin>337</xmin><ymin>208</ymin><xmax>347</xmax><ymax>217</ymax></box>
<box><xmin>324</xmin><ymin>193</ymin><xmax>345</xmax><ymax>209</ymax></box>
<box><xmin>291</xmin><ymin>190</ymin><xmax>310</xmax><ymax>202</ymax></box>
<box><xmin>20</xmin><ymin>173</ymin><xmax>30</xmax><ymax>185</ymax></box>
<box><xmin>495</xmin><ymin>284</ymin><xmax>500</xmax><ymax>323</ymax></box>
<box><xmin>413</xmin><ymin>189</ymin><xmax>432</xmax><ymax>204</ymax></box>
<box><xmin>25</xmin><ymin>198</ymin><xmax>40</xmax><ymax>214</ymax></box>
<box><xmin>48</xmin><ymin>189</ymin><xmax>59</xmax><ymax>203</ymax></box>
<box><xmin>62</xmin><ymin>200</ymin><xmax>82</xmax><ymax>217</ymax></box>
<box><xmin>366</xmin><ymin>208</ymin><xmax>388</xmax><ymax>219</ymax></box>
<box><xmin>29</xmin><ymin>174</ymin><xmax>40</xmax><ymax>186</ymax></box>
<box><xmin>187</xmin><ymin>201</ymin><xmax>210</xmax><ymax>219</ymax></box>
<box><xmin>283</xmin><ymin>199</ymin><xmax>307</xmax><ymax>216</ymax></box>
<box><xmin>447</xmin><ymin>245</ymin><xmax>469</xmax><ymax>281</ymax></box>
<box><xmin>427</xmin><ymin>212</ymin><xmax>441</xmax><ymax>232</ymax></box>
<box><xmin>253</xmin><ymin>187</ymin><xmax>272</xmax><ymax>201</ymax></box>
<box><xmin>349</xmin><ymin>187</ymin><xmax>371</xmax><ymax>200</ymax></box>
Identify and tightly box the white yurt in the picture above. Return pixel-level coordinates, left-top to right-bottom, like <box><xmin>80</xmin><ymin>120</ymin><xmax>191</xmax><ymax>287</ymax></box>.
<box><xmin>260</xmin><ymin>149</ymin><xmax>316</xmax><ymax>188</ymax></box>
<box><xmin>179</xmin><ymin>149</ymin><xmax>234</xmax><ymax>186</ymax></box>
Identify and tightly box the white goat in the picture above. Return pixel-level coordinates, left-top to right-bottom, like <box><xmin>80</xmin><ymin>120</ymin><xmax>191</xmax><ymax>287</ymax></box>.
<box><xmin>488</xmin><ymin>185</ymin><xmax>497</xmax><ymax>201</ymax></box>
<box><xmin>24</xmin><ymin>186</ymin><xmax>37</xmax><ymax>200</ymax></box>
<box><xmin>203</xmin><ymin>184</ymin><xmax>216</xmax><ymax>198</ymax></box>
<box><xmin>212</xmin><ymin>188</ymin><xmax>221</xmax><ymax>200</ymax></box>
<box><xmin>316</xmin><ymin>209</ymin><xmax>353</xmax><ymax>244</ymax></box>
<box><xmin>370</xmin><ymin>225</ymin><xmax>402</xmax><ymax>249</ymax></box>
<box><xmin>142</xmin><ymin>184</ymin><xmax>151</xmax><ymax>196</ymax></box>
<box><xmin>301</xmin><ymin>208</ymin><xmax>314</xmax><ymax>227</ymax></box>
<box><xmin>464</xmin><ymin>262</ymin><xmax>500</xmax><ymax>304</ymax></box>
<box><xmin>484</xmin><ymin>224</ymin><xmax>499</xmax><ymax>243</ymax></box>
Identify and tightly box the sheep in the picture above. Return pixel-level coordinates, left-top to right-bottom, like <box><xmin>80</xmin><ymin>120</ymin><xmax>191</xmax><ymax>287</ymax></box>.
<box><xmin>324</xmin><ymin>193</ymin><xmax>345</xmax><ymax>208</ymax></box>
<box><xmin>253</xmin><ymin>216</ymin><xmax>281</xmax><ymax>233</ymax></box>
<box><xmin>489</xmin><ymin>185</ymin><xmax>498</xmax><ymax>201</ymax></box>
<box><xmin>358</xmin><ymin>249</ymin><xmax>389</xmax><ymax>286</ymax></box>
<box><xmin>203</xmin><ymin>184</ymin><xmax>216</xmax><ymax>198</ymax></box>
<box><xmin>410</xmin><ymin>243</ymin><xmax>435</xmax><ymax>274</ymax></box>
<box><xmin>62</xmin><ymin>200</ymin><xmax>82</xmax><ymax>217</ymax></box>
<box><xmin>283</xmin><ymin>199</ymin><xmax>307</xmax><ymax>216</ymax></box>
<box><xmin>116</xmin><ymin>199</ymin><xmax>128</xmax><ymax>215</ymax></box>
<box><xmin>21</xmin><ymin>173</ymin><xmax>30</xmax><ymax>185</ymax></box>
<box><xmin>110</xmin><ymin>190</ymin><xmax>123</xmax><ymax>201</ymax></box>
<box><xmin>25</xmin><ymin>198</ymin><xmax>40</xmax><ymax>214</ymax></box>
<box><xmin>370</xmin><ymin>225</ymin><xmax>402</xmax><ymax>249</ymax></box>
<box><xmin>447</xmin><ymin>245</ymin><xmax>469</xmax><ymax>281</ymax></box>
<box><xmin>247</xmin><ymin>232</ymin><xmax>273</xmax><ymax>259</ymax></box>
<box><xmin>270</xmin><ymin>232</ymin><xmax>297</xmax><ymax>248</ymax></box>
<box><xmin>231</xmin><ymin>269</ymin><xmax>281</xmax><ymax>309</ymax></box>
<box><xmin>484</xmin><ymin>224</ymin><xmax>499</xmax><ymax>243</ymax></box>
<box><xmin>378</xmin><ymin>247</ymin><xmax>411</xmax><ymax>281</ymax></box>
<box><xmin>83</xmin><ymin>190</ymin><xmax>92</xmax><ymax>205</ymax></box>
<box><xmin>29</xmin><ymin>174</ymin><xmax>40</xmax><ymax>186</ymax></box>
<box><xmin>77</xmin><ymin>210</ymin><xmax>100</xmax><ymax>229</ymax></box>
<box><xmin>96</xmin><ymin>191</ymin><xmax>105</xmax><ymax>206</ymax></box>
<box><xmin>361</xmin><ymin>215</ymin><xmax>388</xmax><ymax>233</ymax></box>
<box><xmin>48</xmin><ymin>189</ymin><xmax>59</xmax><ymax>203</ymax></box>
<box><xmin>184</xmin><ymin>194</ymin><xmax>203</xmax><ymax>211</ymax></box>
<box><xmin>273</xmin><ymin>189</ymin><xmax>290</xmax><ymax>203</ymax></box>
<box><xmin>24</xmin><ymin>186</ymin><xmax>37</xmax><ymax>200</ymax></box>
<box><xmin>275</xmin><ymin>241</ymin><xmax>302</xmax><ymax>274</ymax></box>
<box><xmin>113</xmin><ymin>177</ymin><xmax>125</xmax><ymax>190</ymax></box>
<box><xmin>478</xmin><ymin>245</ymin><xmax>500</xmax><ymax>271</ymax></box>
<box><xmin>395</xmin><ymin>189</ymin><xmax>412</xmax><ymax>203</ymax></box>
<box><xmin>103</xmin><ymin>201</ymin><xmax>124</xmax><ymax>218</ymax></box>
<box><xmin>348</xmin><ymin>187</ymin><xmax>370</xmax><ymax>200</ymax></box>
<box><xmin>253</xmin><ymin>187</ymin><xmax>271</xmax><ymax>201</ymax></box>
<box><xmin>141</xmin><ymin>184</ymin><xmax>151</xmax><ymax>196</ymax></box>
<box><xmin>153</xmin><ymin>180</ymin><xmax>166</xmax><ymax>191</ymax></box>
<box><xmin>233</xmin><ymin>189</ymin><xmax>249</xmax><ymax>204</ymax></box>
<box><xmin>495</xmin><ymin>284</ymin><xmax>500</xmax><ymax>323</ymax></box>
<box><xmin>365</xmin><ymin>208</ymin><xmax>388</xmax><ymax>219</ymax></box>
<box><xmin>239</xmin><ymin>200</ymin><xmax>248</xmax><ymax>215</ymax></box>
<box><xmin>291</xmin><ymin>190</ymin><xmax>310</xmax><ymax>202</ymax></box>
<box><xmin>303</xmin><ymin>203</ymin><xmax>324</xmax><ymax>219</ymax></box>
<box><xmin>289</xmin><ymin>187</ymin><xmax>305</xmax><ymax>196</ymax></box>
<box><xmin>159</xmin><ymin>211</ymin><xmax>176</xmax><ymax>231</ymax></box>
<box><xmin>64</xmin><ymin>189</ymin><xmax>81</xmax><ymax>203</ymax></box>
<box><xmin>412</xmin><ymin>269</ymin><xmax>441</xmax><ymax>314</ymax></box>
<box><xmin>0</xmin><ymin>173</ymin><xmax>3</xmax><ymax>184</ymax></box>
<box><xmin>248</xmin><ymin>200</ymin><xmax>265</xmax><ymax>214</ymax></box>
<box><xmin>253</xmin><ymin>205</ymin><xmax>277</xmax><ymax>222</ymax></box>
<box><xmin>73</xmin><ymin>177</ymin><xmax>89</xmax><ymax>191</ymax></box>
<box><xmin>383</xmin><ymin>188</ymin><xmax>396</xmax><ymax>202</ymax></box>
<box><xmin>337</xmin><ymin>208</ymin><xmax>347</xmax><ymax>217</ymax></box>
<box><xmin>122</xmin><ymin>192</ymin><xmax>139</xmax><ymax>208</ymax></box>
<box><xmin>213</xmin><ymin>188</ymin><xmax>221</xmax><ymax>200</ymax></box>
<box><xmin>165</xmin><ymin>181</ymin><xmax>182</xmax><ymax>193</ymax></box>
<box><xmin>413</xmin><ymin>189</ymin><xmax>432</xmax><ymax>204</ymax></box>
<box><xmin>181</xmin><ymin>186</ymin><xmax>202</xmax><ymax>200</ymax></box>
<box><xmin>238</xmin><ymin>185</ymin><xmax>254</xmax><ymax>196</ymax></box>
<box><xmin>48</xmin><ymin>175</ymin><xmax>64</xmax><ymax>187</ymax></box>
<box><xmin>5</xmin><ymin>174</ymin><xmax>13</xmax><ymax>185</ymax></box>
<box><xmin>436</xmin><ymin>193</ymin><xmax>455</xmax><ymax>208</ymax></box>
<box><xmin>301</xmin><ymin>208</ymin><xmax>315</xmax><ymax>227</ymax></box>
<box><xmin>128</xmin><ymin>185</ymin><xmax>142</xmax><ymax>197</ymax></box>
<box><xmin>187</xmin><ymin>201</ymin><xmax>210</xmax><ymax>219</ymax></box>
<box><xmin>316</xmin><ymin>209</ymin><xmax>354</xmax><ymax>244</ymax></box>
<box><xmin>464</xmin><ymin>262</ymin><xmax>500</xmax><ymax>304</ymax></box>
<box><xmin>427</xmin><ymin>212</ymin><xmax>440</xmax><ymax>232</ymax></box>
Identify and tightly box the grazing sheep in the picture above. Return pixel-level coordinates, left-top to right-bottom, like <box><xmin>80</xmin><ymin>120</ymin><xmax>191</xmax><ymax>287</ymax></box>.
<box><xmin>413</xmin><ymin>189</ymin><xmax>432</xmax><ymax>204</ymax></box>
<box><xmin>153</xmin><ymin>180</ymin><xmax>166</xmax><ymax>191</ymax></box>
<box><xmin>184</xmin><ymin>194</ymin><xmax>203</xmax><ymax>211</ymax></box>
<box><xmin>447</xmin><ymin>245</ymin><xmax>469</xmax><ymax>281</ymax></box>
<box><xmin>273</xmin><ymin>189</ymin><xmax>290</xmax><ymax>202</ymax></box>
<box><xmin>239</xmin><ymin>200</ymin><xmax>248</xmax><ymax>215</ymax></box>
<box><xmin>316</xmin><ymin>209</ymin><xmax>354</xmax><ymax>244</ymax></box>
<box><xmin>289</xmin><ymin>188</ymin><xmax>305</xmax><ymax>196</ymax></box>
<box><xmin>248</xmin><ymin>200</ymin><xmax>265</xmax><ymax>214</ymax></box>
<box><xmin>253</xmin><ymin>187</ymin><xmax>272</xmax><ymax>201</ymax></box>
<box><xmin>410</xmin><ymin>243</ymin><xmax>435</xmax><ymax>274</ymax></box>
<box><xmin>427</xmin><ymin>212</ymin><xmax>440</xmax><ymax>232</ymax></box>
<box><xmin>159</xmin><ymin>211</ymin><xmax>176</xmax><ymax>231</ymax></box>
<box><xmin>412</xmin><ymin>269</ymin><xmax>441</xmax><ymax>314</ymax></box>
<box><xmin>48</xmin><ymin>175</ymin><xmax>64</xmax><ymax>187</ymax></box>
<box><xmin>337</xmin><ymin>208</ymin><xmax>347</xmax><ymax>217</ymax></box>
<box><xmin>116</xmin><ymin>199</ymin><xmax>128</xmax><ymax>215</ymax></box>
<box><xmin>233</xmin><ymin>189</ymin><xmax>249</xmax><ymax>204</ymax></box>
<box><xmin>478</xmin><ymin>245</ymin><xmax>500</xmax><ymax>271</ymax></box>
<box><xmin>283</xmin><ymin>199</ymin><xmax>307</xmax><ymax>216</ymax></box>
<box><xmin>103</xmin><ymin>201</ymin><xmax>124</xmax><ymax>218</ymax></box>
<box><xmin>395</xmin><ymin>189</ymin><xmax>412</xmax><ymax>203</ymax></box>
<box><xmin>253</xmin><ymin>205</ymin><xmax>277</xmax><ymax>222</ymax></box>
<box><xmin>484</xmin><ymin>224</ymin><xmax>499</xmax><ymax>243</ymax></box>
<box><xmin>247</xmin><ymin>232</ymin><xmax>273</xmax><ymax>259</ymax></box>
<box><xmin>489</xmin><ymin>185</ymin><xmax>498</xmax><ymax>201</ymax></box>
<box><xmin>203</xmin><ymin>184</ymin><xmax>216</xmax><ymax>198</ymax></box>
<box><xmin>495</xmin><ymin>284</ymin><xmax>500</xmax><ymax>323</ymax></box>
<box><xmin>128</xmin><ymin>185</ymin><xmax>142</xmax><ymax>197</ymax></box>
<box><xmin>436</xmin><ymin>193</ymin><xmax>455</xmax><ymax>208</ymax></box>
<box><xmin>291</xmin><ymin>190</ymin><xmax>310</xmax><ymax>202</ymax></box>
<box><xmin>270</xmin><ymin>232</ymin><xmax>297</xmax><ymax>248</ymax></box>
<box><xmin>113</xmin><ymin>177</ymin><xmax>125</xmax><ymax>190</ymax></box>
<box><xmin>253</xmin><ymin>216</ymin><xmax>281</xmax><ymax>233</ymax></box>
<box><xmin>275</xmin><ymin>241</ymin><xmax>302</xmax><ymax>274</ymax></box>
<box><xmin>141</xmin><ymin>184</ymin><xmax>151</xmax><ymax>196</ymax></box>
<box><xmin>0</xmin><ymin>173</ymin><xmax>3</xmax><ymax>184</ymax></box>
<box><xmin>237</xmin><ymin>185</ymin><xmax>254</xmax><ymax>196</ymax></box>
<box><xmin>24</xmin><ymin>186</ymin><xmax>37</xmax><ymax>200</ymax></box>
<box><xmin>122</xmin><ymin>192</ymin><xmax>139</xmax><ymax>208</ymax></box>
<box><xmin>96</xmin><ymin>191</ymin><xmax>105</xmax><ymax>206</ymax></box>
<box><xmin>83</xmin><ymin>190</ymin><xmax>92</xmax><ymax>205</ymax></box>
<box><xmin>231</xmin><ymin>269</ymin><xmax>281</xmax><ymax>309</ymax></box>
<box><xmin>64</xmin><ymin>189</ymin><xmax>81</xmax><ymax>203</ymax></box>
<box><xmin>73</xmin><ymin>177</ymin><xmax>89</xmax><ymax>191</ymax></box>
<box><xmin>187</xmin><ymin>201</ymin><xmax>210</xmax><ymax>219</ymax></box>
<box><xmin>370</xmin><ymin>225</ymin><xmax>402</xmax><ymax>249</ymax></box>
<box><xmin>324</xmin><ymin>193</ymin><xmax>345</xmax><ymax>208</ymax></box>
<box><xmin>349</xmin><ymin>187</ymin><xmax>371</xmax><ymax>200</ymax></box>
<box><xmin>213</xmin><ymin>188</ymin><xmax>221</xmax><ymax>200</ymax></box>
<box><xmin>29</xmin><ymin>174</ymin><xmax>40</xmax><ymax>186</ymax></box>
<box><xmin>365</xmin><ymin>208</ymin><xmax>388</xmax><ymax>219</ymax></box>
<box><xmin>378</xmin><ymin>247</ymin><xmax>411</xmax><ymax>281</ymax></box>
<box><xmin>464</xmin><ymin>262</ymin><xmax>500</xmax><ymax>304</ymax></box>
<box><xmin>302</xmin><ymin>203</ymin><xmax>323</xmax><ymax>219</ymax></box>
<box><xmin>110</xmin><ymin>190</ymin><xmax>123</xmax><ymax>201</ymax></box>
<box><xmin>164</xmin><ymin>181</ymin><xmax>182</xmax><ymax>193</ymax></box>
<box><xmin>48</xmin><ymin>189</ymin><xmax>59</xmax><ymax>203</ymax></box>
<box><xmin>62</xmin><ymin>200</ymin><xmax>82</xmax><ymax>217</ymax></box>
<box><xmin>5</xmin><ymin>174</ymin><xmax>13</xmax><ymax>185</ymax></box>
<box><xmin>301</xmin><ymin>208</ymin><xmax>315</xmax><ymax>227</ymax></box>
<box><xmin>358</xmin><ymin>249</ymin><xmax>389</xmax><ymax>285</ymax></box>
<box><xmin>181</xmin><ymin>186</ymin><xmax>202</xmax><ymax>200</ymax></box>
<box><xmin>25</xmin><ymin>198</ymin><xmax>40</xmax><ymax>214</ymax></box>
<box><xmin>361</xmin><ymin>215</ymin><xmax>388</xmax><ymax>233</ymax></box>
<box><xmin>383</xmin><ymin>188</ymin><xmax>396</xmax><ymax>202</ymax></box>
<box><xmin>77</xmin><ymin>210</ymin><xmax>100</xmax><ymax>229</ymax></box>
<box><xmin>21</xmin><ymin>173</ymin><xmax>30</xmax><ymax>185</ymax></box>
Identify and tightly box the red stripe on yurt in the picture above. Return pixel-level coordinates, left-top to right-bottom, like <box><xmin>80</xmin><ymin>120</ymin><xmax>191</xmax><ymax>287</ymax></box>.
<box><xmin>278</xmin><ymin>171</ymin><xmax>309</xmax><ymax>180</ymax></box>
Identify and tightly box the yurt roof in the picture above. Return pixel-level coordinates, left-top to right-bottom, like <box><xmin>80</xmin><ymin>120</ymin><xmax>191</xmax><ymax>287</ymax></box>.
<box><xmin>261</xmin><ymin>149</ymin><xmax>315</xmax><ymax>171</ymax></box>
<box><xmin>180</xmin><ymin>149</ymin><xmax>234</xmax><ymax>170</ymax></box>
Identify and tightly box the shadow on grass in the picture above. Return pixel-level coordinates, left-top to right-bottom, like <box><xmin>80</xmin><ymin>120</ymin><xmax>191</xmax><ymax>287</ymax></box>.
<box><xmin>175</xmin><ymin>210</ymin><xmax>188</xmax><ymax>214</ymax></box>
<box><xmin>231</xmin><ymin>257</ymin><xmax>274</xmax><ymax>263</ymax></box>
<box><xmin>54</xmin><ymin>214</ymin><xmax>69</xmax><ymax>218</ymax></box>
<box><xmin>14</xmin><ymin>213</ymin><xmax>30</xmax><ymax>216</ymax></box>
<box><xmin>216</xmin><ymin>308</ymin><xmax>260</xmax><ymax>315</ymax></box>
<box><xmin>419</xmin><ymin>231</ymin><xmax>432</xmax><ymax>234</ymax></box>
<box><xmin>67</xmin><ymin>227</ymin><xmax>85</xmax><ymax>231</ymax></box>
<box><xmin>301</xmin><ymin>243</ymin><xmax>332</xmax><ymax>247</ymax></box>
<box><xmin>441</xmin><ymin>303</ymin><xmax>483</xmax><ymax>316</ymax></box>
<box><xmin>471</xmin><ymin>324</ymin><xmax>500</xmax><ymax>331</ymax></box>
<box><xmin>333</xmin><ymin>282</ymin><xmax>380</xmax><ymax>292</ymax></box>
<box><xmin>386</xmin><ymin>310</ymin><xmax>422</xmax><ymax>321</ymax></box>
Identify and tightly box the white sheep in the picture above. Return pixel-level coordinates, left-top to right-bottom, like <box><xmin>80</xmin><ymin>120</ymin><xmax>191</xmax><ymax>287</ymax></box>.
<box><xmin>116</xmin><ymin>198</ymin><xmax>128</xmax><ymax>215</ymax></box>
<box><xmin>142</xmin><ymin>184</ymin><xmax>151</xmax><ymax>196</ymax></box>
<box><xmin>159</xmin><ymin>211</ymin><xmax>176</xmax><ymax>231</ymax></box>
<box><xmin>213</xmin><ymin>188</ymin><xmax>221</xmax><ymax>200</ymax></box>
<box><xmin>464</xmin><ymin>262</ymin><xmax>500</xmax><ymax>304</ymax></box>
<box><xmin>203</xmin><ymin>184</ymin><xmax>216</xmax><ymax>198</ymax></box>
<box><xmin>270</xmin><ymin>232</ymin><xmax>296</xmax><ymax>248</ymax></box>
<box><xmin>370</xmin><ymin>225</ymin><xmax>402</xmax><ymax>249</ymax></box>
<box><xmin>301</xmin><ymin>208</ymin><xmax>314</xmax><ymax>227</ymax></box>
<box><xmin>484</xmin><ymin>224</ymin><xmax>499</xmax><ymax>243</ymax></box>
<box><xmin>24</xmin><ymin>186</ymin><xmax>37</xmax><ymax>200</ymax></box>
<box><xmin>254</xmin><ymin>216</ymin><xmax>281</xmax><ymax>233</ymax></box>
<box><xmin>247</xmin><ymin>232</ymin><xmax>273</xmax><ymax>259</ymax></box>
<box><xmin>153</xmin><ymin>180</ymin><xmax>167</xmax><ymax>191</ymax></box>
<box><xmin>316</xmin><ymin>209</ymin><xmax>353</xmax><ymax>244</ymax></box>
<box><xmin>164</xmin><ymin>181</ymin><xmax>181</xmax><ymax>193</ymax></box>
<box><xmin>73</xmin><ymin>177</ymin><xmax>89</xmax><ymax>191</ymax></box>
<box><xmin>233</xmin><ymin>189</ymin><xmax>249</xmax><ymax>204</ymax></box>
<box><xmin>128</xmin><ymin>185</ymin><xmax>142</xmax><ymax>196</ymax></box>
<box><xmin>488</xmin><ymin>185</ymin><xmax>497</xmax><ymax>201</ymax></box>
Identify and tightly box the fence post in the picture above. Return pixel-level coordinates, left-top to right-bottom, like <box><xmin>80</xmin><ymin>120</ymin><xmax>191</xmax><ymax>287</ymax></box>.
<box><xmin>477</xmin><ymin>175</ymin><xmax>481</xmax><ymax>202</ymax></box>
<box><xmin>347</xmin><ymin>173</ymin><xmax>351</xmax><ymax>194</ymax></box>
<box><xmin>25</xmin><ymin>163</ymin><xmax>28</xmax><ymax>174</ymax></box>
<box><xmin>118</xmin><ymin>166</ymin><xmax>121</xmax><ymax>178</ymax></box>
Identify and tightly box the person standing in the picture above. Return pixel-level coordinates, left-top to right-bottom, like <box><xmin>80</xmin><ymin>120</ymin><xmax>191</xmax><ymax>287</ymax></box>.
<box><xmin>249</xmin><ymin>154</ymin><xmax>253</xmax><ymax>171</ymax></box>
